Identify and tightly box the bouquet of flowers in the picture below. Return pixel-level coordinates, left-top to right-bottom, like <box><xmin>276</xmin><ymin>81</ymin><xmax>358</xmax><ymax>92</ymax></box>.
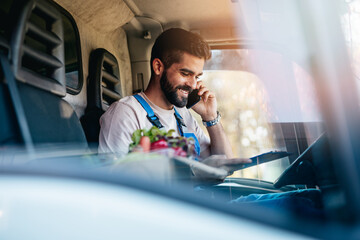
<box><xmin>129</xmin><ymin>126</ymin><xmax>196</xmax><ymax>157</ymax></box>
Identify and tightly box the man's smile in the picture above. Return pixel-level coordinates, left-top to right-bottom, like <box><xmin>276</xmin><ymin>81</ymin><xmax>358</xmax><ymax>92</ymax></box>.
<box><xmin>178</xmin><ymin>88</ymin><xmax>190</xmax><ymax>97</ymax></box>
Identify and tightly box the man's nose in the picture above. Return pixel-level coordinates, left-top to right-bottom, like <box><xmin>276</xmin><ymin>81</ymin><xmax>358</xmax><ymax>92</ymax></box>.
<box><xmin>187</xmin><ymin>76</ymin><xmax>197</xmax><ymax>89</ymax></box>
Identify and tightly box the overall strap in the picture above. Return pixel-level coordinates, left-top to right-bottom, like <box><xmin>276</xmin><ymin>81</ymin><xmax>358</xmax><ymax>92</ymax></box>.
<box><xmin>133</xmin><ymin>94</ymin><xmax>164</xmax><ymax>128</ymax></box>
<box><xmin>174</xmin><ymin>108</ymin><xmax>200</xmax><ymax>156</ymax></box>
<box><xmin>133</xmin><ymin>96</ymin><xmax>200</xmax><ymax>156</ymax></box>
<box><xmin>174</xmin><ymin>107</ymin><xmax>187</xmax><ymax>137</ymax></box>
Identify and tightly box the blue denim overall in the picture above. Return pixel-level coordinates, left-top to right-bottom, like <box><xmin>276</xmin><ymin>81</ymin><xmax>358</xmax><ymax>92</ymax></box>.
<box><xmin>133</xmin><ymin>94</ymin><xmax>200</xmax><ymax>156</ymax></box>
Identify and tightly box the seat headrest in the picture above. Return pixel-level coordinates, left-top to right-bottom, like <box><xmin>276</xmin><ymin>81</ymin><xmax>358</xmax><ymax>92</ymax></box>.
<box><xmin>88</xmin><ymin>48</ymin><xmax>121</xmax><ymax>111</ymax></box>
<box><xmin>0</xmin><ymin>35</ymin><xmax>10</xmax><ymax>56</ymax></box>
<box><xmin>11</xmin><ymin>0</ymin><xmax>66</xmax><ymax>96</ymax></box>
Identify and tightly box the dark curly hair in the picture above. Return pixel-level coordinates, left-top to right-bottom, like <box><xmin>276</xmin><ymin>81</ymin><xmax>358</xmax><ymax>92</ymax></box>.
<box><xmin>150</xmin><ymin>28</ymin><xmax>211</xmax><ymax>74</ymax></box>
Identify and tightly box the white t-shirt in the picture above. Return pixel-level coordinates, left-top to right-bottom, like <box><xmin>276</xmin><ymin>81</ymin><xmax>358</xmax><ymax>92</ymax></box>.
<box><xmin>98</xmin><ymin>92</ymin><xmax>210</xmax><ymax>156</ymax></box>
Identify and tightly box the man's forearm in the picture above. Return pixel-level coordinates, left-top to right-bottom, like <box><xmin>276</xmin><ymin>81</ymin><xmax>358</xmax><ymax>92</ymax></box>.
<box><xmin>206</xmin><ymin>123</ymin><xmax>233</xmax><ymax>158</ymax></box>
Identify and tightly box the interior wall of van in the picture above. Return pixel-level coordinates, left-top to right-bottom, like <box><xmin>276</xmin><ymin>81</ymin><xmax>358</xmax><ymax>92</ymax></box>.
<box><xmin>123</xmin><ymin>17</ymin><xmax>164</xmax><ymax>92</ymax></box>
<box><xmin>54</xmin><ymin>0</ymin><xmax>134</xmax><ymax>117</ymax></box>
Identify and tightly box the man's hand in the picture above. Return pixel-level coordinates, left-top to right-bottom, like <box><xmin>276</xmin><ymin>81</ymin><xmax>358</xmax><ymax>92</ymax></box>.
<box><xmin>192</xmin><ymin>155</ymin><xmax>252</xmax><ymax>180</ymax></box>
<box><xmin>191</xmin><ymin>81</ymin><xmax>217</xmax><ymax>121</ymax></box>
<box><xmin>190</xmin><ymin>81</ymin><xmax>233</xmax><ymax>158</ymax></box>
<box><xmin>200</xmin><ymin>155</ymin><xmax>252</xmax><ymax>174</ymax></box>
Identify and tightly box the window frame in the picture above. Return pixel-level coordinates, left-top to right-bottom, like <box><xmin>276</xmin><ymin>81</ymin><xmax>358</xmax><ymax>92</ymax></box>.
<box><xmin>52</xmin><ymin>1</ymin><xmax>83</xmax><ymax>95</ymax></box>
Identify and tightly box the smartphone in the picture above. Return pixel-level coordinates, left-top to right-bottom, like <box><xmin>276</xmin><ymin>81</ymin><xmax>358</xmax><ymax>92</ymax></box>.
<box><xmin>186</xmin><ymin>89</ymin><xmax>201</xmax><ymax>109</ymax></box>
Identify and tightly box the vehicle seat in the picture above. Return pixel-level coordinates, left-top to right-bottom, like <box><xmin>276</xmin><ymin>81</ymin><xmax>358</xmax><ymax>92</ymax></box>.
<box><xmin>0</xmin><ymin>0</ymin><xmax>87</xmax><ymax>151</ymax></box>
<box><xmin>0</xmin><ymin>36</ymin><xmax>22</xmax><ymax>146</ymax></box>
<box><xmin>81</xmin><ymin>48</ymin><xmax>122</xmax><ymax>148</ymax></box>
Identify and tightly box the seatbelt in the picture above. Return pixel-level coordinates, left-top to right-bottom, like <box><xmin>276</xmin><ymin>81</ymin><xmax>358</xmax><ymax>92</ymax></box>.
<box><xmin>0</xmin><ymin>54</ymin><xmax>35</xmax><ymax>156</ymax></box>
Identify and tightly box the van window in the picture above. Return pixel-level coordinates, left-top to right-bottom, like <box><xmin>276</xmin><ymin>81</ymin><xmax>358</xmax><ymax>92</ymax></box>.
<box><xmin>195</xmin><ymin>48</ymin><xmax>323</xmax><ymax>182</ymax></box>
<box><xmin>341</xmin><ymin>0</ymin><xmax>360</xmax><ymax>88</ymax></box>
<box><xmin>58</xmin><ymin>7</ymin><xmax>83</xmax><ymax>95</ymax></box>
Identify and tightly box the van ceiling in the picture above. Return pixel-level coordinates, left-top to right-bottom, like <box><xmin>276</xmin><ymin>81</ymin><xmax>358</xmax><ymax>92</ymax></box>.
<box><xmin>55</xmin><ymin>0</ymin><xmax>241</xmax><ymax>32</ymax></box>
<box><xmin>55</xmin><ymin>0</ymin><xmax>250</xmax><ymax>41</ymax></box>
<box><xmin>123</xmin><ymin>0</ymin><xmax>239</xmax><ymax>30</ymax></box>
<box><xmin>123</xmin><ymin>0</ymin><xmax>248</xmax><ymax>43</ymax></box>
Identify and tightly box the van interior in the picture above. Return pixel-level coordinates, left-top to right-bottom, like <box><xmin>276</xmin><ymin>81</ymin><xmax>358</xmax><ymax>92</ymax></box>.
<box><xmin>1</xmin><ymin>0</ymin><xmax>360</xmax><ymax>238</ymax></box>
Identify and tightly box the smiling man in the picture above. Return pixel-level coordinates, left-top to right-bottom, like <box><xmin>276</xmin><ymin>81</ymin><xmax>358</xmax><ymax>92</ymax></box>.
<box><xmin>98</xmin><ymin>28</ymin><xmax>234</xmax><ymax>159</ymax></box>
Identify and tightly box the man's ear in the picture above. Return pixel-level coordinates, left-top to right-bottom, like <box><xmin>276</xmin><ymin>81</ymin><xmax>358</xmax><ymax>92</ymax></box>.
<box><xmin>152</xmin><ymin>58</ymin><xmax>164</xmax><ymax>76</ymax></box>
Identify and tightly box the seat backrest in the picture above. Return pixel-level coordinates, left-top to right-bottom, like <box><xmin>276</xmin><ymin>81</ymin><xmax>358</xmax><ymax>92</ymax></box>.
<box><xmin>81</xmin><ymin>48</ymin><xmax>121</xmax><ymax>145</ymax></box>
<box><xmin>0</xmin><ymin>0</ymin><xmax>87</xmax><ymax>151</ymax></box>
<box><xmin>0</xmin><ymin>36</ymin><xmax>22</xmax><ymax>146</ymax></box>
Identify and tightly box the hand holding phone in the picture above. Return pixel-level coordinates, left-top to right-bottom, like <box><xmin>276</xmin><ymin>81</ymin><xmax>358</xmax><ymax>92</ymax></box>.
<box><xmin>186</xmin><ymin>89</ymin><xmax>201</xmax><ymax>109</ymax></box>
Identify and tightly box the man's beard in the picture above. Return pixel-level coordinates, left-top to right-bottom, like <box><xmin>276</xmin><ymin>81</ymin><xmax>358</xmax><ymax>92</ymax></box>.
<box><xmin>160</xmin><ymin>71</ymin><xmax>192</xmax><ymax>108</ymax></box>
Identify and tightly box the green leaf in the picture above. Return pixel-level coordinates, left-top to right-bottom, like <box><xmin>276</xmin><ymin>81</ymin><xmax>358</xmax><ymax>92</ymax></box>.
<box><xmin>187</xmin><ymin>137</ymin><xmax>195</xmax><ymax>143</ymax></box>
<box><xmin>151</xmin><ymin>127</ymin><xmax>160</xmax><ymax>137</ymax></box>
<box><xmin>166</xmin><ymin>129</ymin><xmax>175</xmax><ymax>137</ymax></box>
<box><xmin>131</xmin><ymin>129</ymin><xmax>143</xmax><ymax>145</ymax></box>
<box><xmin>129</xmin><ymin>126</ymin><xmax>196</xmax><ymax>152</ymax></box>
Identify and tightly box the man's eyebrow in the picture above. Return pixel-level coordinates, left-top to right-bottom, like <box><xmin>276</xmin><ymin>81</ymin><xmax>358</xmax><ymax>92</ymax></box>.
<box><xmin>179</xmin><ymin>68</ymin><xmax>203</xmax><ymax>76</ymax></box>
<box><xmin>179</xmin><ymin>68</ymin><xmax>194</xmax><ymax>74</ymax></box>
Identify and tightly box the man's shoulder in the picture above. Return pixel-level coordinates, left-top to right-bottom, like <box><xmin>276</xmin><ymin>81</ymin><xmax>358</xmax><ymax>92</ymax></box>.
<box><xmin>119</xmin><ymin>94</ymin><xmax>137</xmax><ymax>104</ymax></box>
<box><xmin>101</xmin><ymin>95</ymin><xmax>142</xmax><ymax>119</ymax></box>
<box><xmin>109</xmin><ymin>95</ymin><xmax>139</xmax><ymax>110</ymax></box>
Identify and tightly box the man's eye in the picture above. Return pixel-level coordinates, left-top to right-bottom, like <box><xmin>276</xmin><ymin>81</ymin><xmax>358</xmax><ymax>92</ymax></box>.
<box><xmin>181</xmin><ymin>72</ymin><xmax>190</xmax><ymax>76</ymax></box>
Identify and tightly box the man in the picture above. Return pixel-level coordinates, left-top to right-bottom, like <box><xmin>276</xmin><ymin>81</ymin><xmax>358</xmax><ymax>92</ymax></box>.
<box><xmin>97</xmin><ymin>28</ymin><xmax>324</xmax><ymax>214</ymax></box>
<box><xmin>99</xmin><ymin>28</ymin><xmax>250</xmax><ymax>169</ymax></box>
